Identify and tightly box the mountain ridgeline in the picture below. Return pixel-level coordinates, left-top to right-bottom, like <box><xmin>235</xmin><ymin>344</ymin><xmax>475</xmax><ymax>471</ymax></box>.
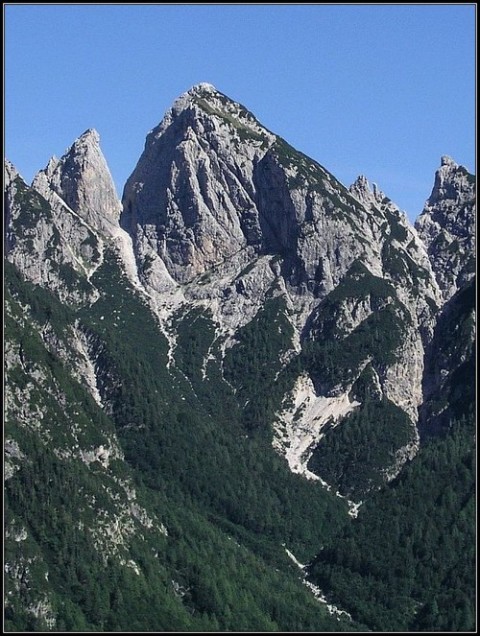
<box><xmin>4</xmin><ymin>83</ymin><xmax>476</xmax><ymax>632</ymax></box>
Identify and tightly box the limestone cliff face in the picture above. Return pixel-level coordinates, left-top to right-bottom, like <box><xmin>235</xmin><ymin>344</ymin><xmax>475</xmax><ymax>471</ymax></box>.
<box><xmin>415</xmin><ymin>156</ymin><xmax>476</xmax><ymax>303</ymax></box>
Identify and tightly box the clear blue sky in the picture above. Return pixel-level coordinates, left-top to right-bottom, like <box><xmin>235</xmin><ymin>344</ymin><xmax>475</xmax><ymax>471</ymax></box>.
<box><xmin>4</xmin><ymin>4</ymin><xmax>475</xmax><ymax>220</ymax></box>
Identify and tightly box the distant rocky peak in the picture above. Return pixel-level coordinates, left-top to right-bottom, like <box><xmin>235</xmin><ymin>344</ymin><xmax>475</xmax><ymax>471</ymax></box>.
<box><xmin>349</xmin><ymin>174</ymin><xmax>385</xmax><ymax>208</ymax></box>
<box><xmin>192</xmin><ymin>81</ymin><xmax>217</xmax><ymax>92</ymax></box>
<box><xmin>4</xmin><ymin>159</ymin><xmax>22</xmax><ymax>188</ymax></box>
<box><xmin>415</xmin><ymin>157</ymin><xmax>476</xmax><ymax>302</ymax></box>
<box><xmin>155</xmin><ymin>83</ymin><xmax>272</xmax><ymax>147</ymax></box>
<box><xmin>76</xmin><ymin>127</ymin><xmax>101</xmax><ymax>145</ymax></box>
<box><xmin>33</xmin><ymin>128</ymin><xmax>121</xmax><ymax>234</ymax></box>
<box><xmin>419</xmin><ymin>156</ymin><xmax>475</xmax><ymax>223</ymax></box>
<box><xmin>172</xmin><ymin>82</ymin><xmax>232</xmax><ymax>113</ymax></box>
<box><xmin>58</xmin><ymin>128</ymin><xmax>103</xmax><ymax>172</ymax></box>
<box><xmin>428</xmin><ymin>155</ymin><xmax>474</xmax><ymax>204</ymax></box>
<box><xmin>173</xmin><ymin>82</ymin><xmax>218</xmax><ymax>106</ymax></box>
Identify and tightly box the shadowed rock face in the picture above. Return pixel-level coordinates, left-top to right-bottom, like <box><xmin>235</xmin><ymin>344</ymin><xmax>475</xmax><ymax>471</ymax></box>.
<box><xmin>415</xmin><ymin>155</ymin><xmax>476</xmax><ymax>302</ymax></box>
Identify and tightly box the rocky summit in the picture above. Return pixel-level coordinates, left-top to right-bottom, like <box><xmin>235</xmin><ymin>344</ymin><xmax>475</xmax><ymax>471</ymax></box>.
<box><xmin>415</xmin><ymin>155</ymin><xmax>476</xmax><ymax>302</ymax></box>
<box><xmin>4</xmin><ymin>84</ymin><xmax>476</xmax><ymax>632</ymax></box>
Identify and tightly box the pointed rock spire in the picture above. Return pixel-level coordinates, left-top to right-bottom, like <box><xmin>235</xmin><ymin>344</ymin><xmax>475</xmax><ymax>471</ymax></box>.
<box><xmin>349</xmin><ymin>175</ymin><xmax>384</xmax><ymax>207</ymax></box>
<box><xmin>415</xmin><ymin>157</ymin><xmax>475</xmax><ymax>302</ymax></box>
<box><xmin>427</xmin><ymin>156</ymin><xmax>472</xmax><ymax>206</ymax></box>
<box><xmin>4</xmin><ymin>159</ymin><xmax>22</xmax><ymax>188</ymax></box>
<box><xmin>33</xmin><ymin>129</ymin><xmax>121</xmax><ymax>234</ymax></box>
<box><xmin>372</xmin><ymin>182</ymin><xmax>386</xmax><ymax>204</ymax></box>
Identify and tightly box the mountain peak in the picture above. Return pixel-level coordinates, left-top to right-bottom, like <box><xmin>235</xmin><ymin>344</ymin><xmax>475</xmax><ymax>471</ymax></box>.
<box><xmin>440</xmin><ymin>155</ymin><xmax>457</xmax><ymax>168</ymax></box>
<box><xmin>152</xmin><ymin>84</ymin><xmax>273</xmax><ymax>148</ymax></box>
<box><xmin>349</xmin><ymin>174</ymin><xmax>385</xmax><ymax>207</ymax></box>
<box><xmin>415</xmin><ymin>156</ymin><xmax>475</xmax><ymax>302</ymax></box>
<box><xmin>190</xmin><ymin>82</ymin><xmax>217</xmax><ymax>94</ymax></box>
<box><xmin>170</xmin><ymin>82</ymin><xmax>225</xmax><ymax>116</ymax></box>
<box><xmin>431</xmin><ymin>156</ymin><xmax>472</xmax><ymax>200</ymax></box>
<box><xmin>4</xmin><ymin>159</ymin><xmax>21</xmax><ymax>187</ymax></box>
<box><xmin>351</xmin><ymin>174</ymin><xmax>369</xmax><ymax>190</ymax></box>
<box><xmin>32</xmin><ymin>128</ymin><xmax>121</xmax><ymax>232</ymax></box>
<box><xmin>72</xmin><ymin>128</ymin><xmax>101</xmax><ymax>149</ymax></box>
